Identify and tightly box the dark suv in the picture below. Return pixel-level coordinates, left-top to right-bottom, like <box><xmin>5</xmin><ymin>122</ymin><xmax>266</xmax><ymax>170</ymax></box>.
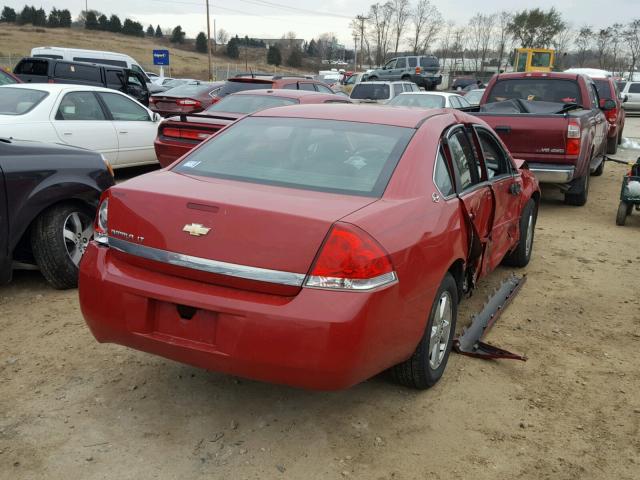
<box><xmin>13</xmin><ymin>57</ymin><xmax>150</xmax><ymax>105</ymax></box>
<box><xmin>366</xmin><ymin>55</ymin><xmax>442</xmax><ymax>90</ymax></box>
<box><xmin>0</xmin><ymin>138</ymin><xmax>114</xmax><ymax>288</ymax></box>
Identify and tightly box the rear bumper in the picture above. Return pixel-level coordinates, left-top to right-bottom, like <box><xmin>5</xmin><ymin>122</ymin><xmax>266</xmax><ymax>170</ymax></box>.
<box><xmin>527</xmin><ymin>163</ymin><xmax>575</xmax><ymax>184</ymax></box>
<box><xmin>154</xmin><ymin>138</ymin><xmax>198</xmax><ymax>168</ymax></box>
<box><xmin>411</xmin><ymin>74</ymin><xmax>442</xmax><ymax>87</ymax></box>
<box><xmin>78</xmin><ymin>244</ymin><xmax>408</xmax><ymax>390</ymax></box>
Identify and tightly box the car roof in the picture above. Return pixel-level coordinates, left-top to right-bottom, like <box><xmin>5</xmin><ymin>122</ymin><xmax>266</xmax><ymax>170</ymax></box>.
<box><xmin>397</xmin><ymin>92</ymin><xmax>460</xmax><ymax>98</ymax></box>
<box><xmin>232</xmin><ymin>89</ymin><xmax>338</xmax><ymax>99</ymax></box>
<box><xmin>0</xmin><ymin>83</ymin><xmax>116</xmax><ymax>94</ymax></box>
<box><xmin>494</xmin><ymin>72</ymin><xmax>579</xmax><ymax>81</ymax></box>
<box><xmin>251</xmin><ymin>103</ymin><xmax>443</xmax><ymax>128</ymax></box>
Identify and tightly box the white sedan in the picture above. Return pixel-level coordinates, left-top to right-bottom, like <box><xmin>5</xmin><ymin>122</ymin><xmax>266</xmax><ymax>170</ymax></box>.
<box><xmin>387</xmin><ymin>91</ymin><xmax>471</xmax><ymax>109</ymax></box>
<box><xmin>0</xmin><ymin>84</ymin><xmax>160</xmax><ymax>168</ymax></box>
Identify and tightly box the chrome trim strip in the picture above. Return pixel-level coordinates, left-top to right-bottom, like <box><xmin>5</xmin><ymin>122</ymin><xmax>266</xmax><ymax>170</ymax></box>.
<box><xmin>108</xmin><ymin>237</ymin><xmax>306</xmax><ymax>287</ymax></box>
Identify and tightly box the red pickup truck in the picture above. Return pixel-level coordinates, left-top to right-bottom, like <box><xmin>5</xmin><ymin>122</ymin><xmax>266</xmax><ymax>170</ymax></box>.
<box><xmin>473</xmin><ymin>72</ymin><xmax>614</xmax><ymax>206</ymax></box>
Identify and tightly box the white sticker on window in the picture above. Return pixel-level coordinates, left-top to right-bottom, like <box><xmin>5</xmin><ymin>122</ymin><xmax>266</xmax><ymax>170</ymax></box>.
<box><xmin>182</xmin><ymin>160</ymin><xmax>201</xmax><ymax>168</ymax></box>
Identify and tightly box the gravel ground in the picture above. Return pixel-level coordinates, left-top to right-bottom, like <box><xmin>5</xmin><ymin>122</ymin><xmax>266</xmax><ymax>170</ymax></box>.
<box><xmin>1</xmin><ymin>118</ymin><xmax>640</xmax><ymax>480</ymax></box>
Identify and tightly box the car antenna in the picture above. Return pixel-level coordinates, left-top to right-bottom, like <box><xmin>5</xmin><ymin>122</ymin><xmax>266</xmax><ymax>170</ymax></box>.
<box><xmin>250</xmin><ymin>67</ymin><xmax>255</xmax><ymax>79</ymax></box>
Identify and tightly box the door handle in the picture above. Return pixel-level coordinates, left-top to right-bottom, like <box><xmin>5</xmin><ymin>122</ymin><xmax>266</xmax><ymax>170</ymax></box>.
<box><xmin>119</xmin><ymin>131</ymin><xmax>128</xmax><ymax>134</ymax></box>
<box><xmin>509</xmin><ymin>182</ymin><xmax>522</xmax><ymax>195</ymax></box>
<box><xmin>62</xmin><ymin>132</ymin><xmax>72</xmax><ymax>136</ymax></box>
<box><xmin>495</xmin><ymin>126</ymin><xmax>511</xmax><ymax>134</ymax></box>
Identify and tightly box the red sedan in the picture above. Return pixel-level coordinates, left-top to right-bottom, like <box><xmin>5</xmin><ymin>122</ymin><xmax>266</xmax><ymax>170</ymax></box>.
<box><xmin>154</xmin><ymin>89</ymin><xmax>350</xmax><ymax>167</ymax></box>
<box><xmin>79</xmin><ymin>105</ymin><xmax>539</xmax><ymax>390</ymax></box>
<box><xmin>149</xmin><ymin>81</ymin><xmax>225</xmax><ymax>117</ymax></box>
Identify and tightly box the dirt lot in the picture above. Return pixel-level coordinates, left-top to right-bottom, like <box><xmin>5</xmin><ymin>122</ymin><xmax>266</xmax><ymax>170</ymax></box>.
<box><xmin>2</xmin><ymin>118</ymin><xmax>640</xmax><ymax>480</ymax></box>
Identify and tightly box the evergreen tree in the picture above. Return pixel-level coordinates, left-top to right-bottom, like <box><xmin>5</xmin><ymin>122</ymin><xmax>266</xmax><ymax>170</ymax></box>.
<box><xmin>59</xmin><ymin>9</ymin><xmax>71</xmax><ymax>28</ymax></box>
<box><xmin>17</xmin><ymin>6</ymin><xmax>35</xmax><ymax>25</ymax></box>
<box><xmin>286</xmin><ymin>47</ymin><xmax>303</xmax><ymax>68</ymax></box>
<box><xmin>98</xmin><ymin>14</ymin><xmax>109</xmax><ymax>30</ymax></box>
<box><xmin>306</xmin><ymin>39</ymin><xmax>318</xmax><ymax>56</ymax></box>
<box><xmin>155</xmin><ymin>25</ymin><xmax>163</xmax><ymax>37</ymax></box>
<box><xmin>33</xmin><ymin>7</ymin><xmax>46</xmax><ymax>26</ymax></box>
<box><xmin>267</xmin><ymin>45</ymin><xmax>282</xmax><ymax>66</ymax></box>
<box><xmin>171</xmin><ymin>25</ymin><xmax>185</xmax><ymax>43</ymax></box>
<box><xmin>195</xmin><ymin>32</ymin><xmax>208</xmax><ymax>53</ymax></box>
<box><xmin>146</xmin><ymin>24</ymin><xmax>154</xmax><ymax>36</ymax></box>
<box><xmin>0</xmin><ymin>6</ymin><xmax>17</xmax><ymax>23</ymax></box>
<box><xmin>226</xmin><ymin>37</ymin><xmax>240</xmax><ymax>59</ymax></box>
<box><xmin>85</xmin><ymin>11</ymin><xmax>99</xmax><ymax>30</ymax></box>
<box><xmin>108</xmin><ymin>14</ymin><xmax>122</xmax><ymax>33</ymax></box>
<box><xmin>122</xmin><ymin>19</ymin><xmax>144</xmax><ymax>37</ymax></box>
<box><xmin>47</xmin><ymin>8</ymin><xmax>61</xmax><ymax>27</ymax></box>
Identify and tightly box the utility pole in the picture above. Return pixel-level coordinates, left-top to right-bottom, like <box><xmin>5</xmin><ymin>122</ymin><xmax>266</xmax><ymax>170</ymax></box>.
<box><xmin>206</xmin><ymin>0</ymin><xmax>213</xmax><ymax>81</ymax></box>
<box><xmin>213</xmin><ymin>19</ymin><xmax>217</xmax><ymax>53</ymax></box>
<box><xmin>353</xmin><ymin>35</ymin><xmax>358</xmax><ymax>71</ymax></box>
<box><xmin>355</xmin><ymin>15</ymin><xmax>367</xmax><ymax>70</ymax></box>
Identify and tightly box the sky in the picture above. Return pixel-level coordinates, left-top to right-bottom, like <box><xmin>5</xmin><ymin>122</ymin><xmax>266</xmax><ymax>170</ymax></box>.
<box><xmin>1</xmin><ymin>0</ymin><xmax>637</xmax><ymax>46</ymax></box>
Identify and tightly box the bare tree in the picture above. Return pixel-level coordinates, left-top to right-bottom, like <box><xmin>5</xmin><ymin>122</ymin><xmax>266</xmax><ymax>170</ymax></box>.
<box><xmin>625</xmin><ymin>19</ymin><xmax>640</xmax><ymax>79</ymax></box>
<box><xmin>608</xmin><ymin>23</ymin><xmax>624</xmax><ymax>75</ymax></box>
<box><xmin>409</xmin><ymin>0</ymin><xmax>442</xmax><ymax>55</ymax></box>
<box><xmin>595</xmin><ymin>28</ymin><xmax>611</xmax><ymax>69</ymax></box>
<box><xmin>368</xmin><ymin>2</ymin><xmax>394</xmax><ymax>65</ymax></box>
<box><xmin>575</xmin><ymin>26</ymin><xmax>593</xmax><ymax>67</ymax></box>
<box><xmin>552</xmin><ymin>25</ymin><xmax>572</xmax><ymax>70</ymax></box>
<box><xmin>420</xmin><ymin>3</ymin><xmax>443</xmax><ymax>53</ymax></box>
<box><xmin>391</xmin><ymin>0</ymin><xmax>410</xmax><ymax>54</ymax></box>
<box><xmin>437</xmin><ymin>20</ymin><xmax>455</xmax><ymax>86</ymax></box>
<box><xmin>468</xmin><ymin>13</ymin><xmax>495</xmax><ymax>73</ymax></box>
<box><xmin>451</xmin><ymin>27</ymin><xmax>468</xmax><ymax>79</ymax></box>
<box><xmin>216</xmin><ymin>28</ymin><xmax>229</xmax><ymax>45</ymax></box>
<box><xmin>494</xmin><ymin>11</ymin><xmax>512</xmax><ymax>73</ymax></box>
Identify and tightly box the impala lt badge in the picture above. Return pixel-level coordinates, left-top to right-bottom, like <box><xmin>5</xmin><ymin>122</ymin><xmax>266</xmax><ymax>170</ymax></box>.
<box><xmin>183</xmin><ymin>223</ymin><xmax>211</xmax><ymax>236</ymax></box>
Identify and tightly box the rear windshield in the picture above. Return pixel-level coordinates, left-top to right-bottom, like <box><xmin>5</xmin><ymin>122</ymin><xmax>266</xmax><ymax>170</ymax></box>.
<box><xmin>594</xmin><ymin>79</ymin><xmax>612</xmax><ymax>99</ymax></box>
<box><xmin>487</xmin><ymin>79</ymin><xmax>581</xmax><ymax>105</ymax></box>
<box><xmin>420</xmin><ymin>56</ymin><xmax>439</xmax><ymax>68</ymax></box>
<box><xmin>163</xmin><ymin>83</ymin><xmax>221</xmax><ymax>97</ymax></box>
<box><xmin>0</xmin><ymin>70</ymin><xmax>18</xmax><ymax>85</ymax></box>
<box><xmin>175</xmin><ymin>117</ymin><xmax>414</xmax><ymax>197</ymax></box>
<box><xmin>389</xmin><ymin>93</ymin><xmax>445</xmax><ymax>108</ymax></box>
<box><xmin>0</xmin><ymin>87</ymin><xmax>48</xmax><ymax>115</ymax></box>
<box><xmin>218</xmin><ymin>80</ymin><xmax>274</xmax><ymax>98</ymax></box>
<box><xmin>207</xmin><ymin>94</ymin><xmax>297</xmax><ymax>114</ymax></box>
<box><xmin>14</xmin><ymin>59</ymin><xmax>49</xmax><ymax>76</ymax></box>
<box><xmin>351</xmin><ymin>83</ymin><xmax>390</xmax><ymax>100</ymax></box>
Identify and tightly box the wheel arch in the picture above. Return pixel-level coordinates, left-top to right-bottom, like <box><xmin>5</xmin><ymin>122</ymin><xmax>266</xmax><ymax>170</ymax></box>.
<box><xmin>447</xmin><ymin>258</ymin><xmax>466</xmax><ymax>301</ymax></box>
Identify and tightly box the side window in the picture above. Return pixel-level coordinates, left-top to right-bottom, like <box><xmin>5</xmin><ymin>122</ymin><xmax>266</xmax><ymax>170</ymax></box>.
<box><xmin>54</xmin><ymin>63</ymin><xmax>100</xmax><ymax>82</ymax></box>
<box><xmin>476</xmin><ymin>128</ymin><xmax>512</xmax><ymax>179</ymax></box>
<box><xmin>408</xmin><ymin>57</ymin><xmax>417</xmax><ymax>68</ymax></box>
<box><xmin>98</xmin><ymin>92</ymin><xmax>149</xmax><ymax>121</ymax></box>
<box><xmin>106</xmin><ymin>70</ymin><xmax>125</xmax><ymax>88</ymax></box>
<box><xmin>434</xmin><ymin>148</ymin><xmax>455</xmax><ymax>197</ymax></box>
<box><xmin>315</xmin><ymin>84</ymin><xmax>334</xmax><ymax>93</ymax></box>
<box><xmin>589</xmin><ymin>84</ymin><xmax>599</xmax><ymax>109</ymax></box>
<box><xmin>396</xmin><ymin>58</ymin><xmax>407</xmax><ymax>69</ymax></box>
<box><xmin>403</xmin><ymin>83</ymin><xmax>413</xmax><ymax>92</ymax></box>
<box><xmin>447</xmin><ymin>129</ymin><xmax>480</xmax><ymax>190</ymax></box>
<box><xmin>629</xmin><ymin>83</ymin><xmax>640</xmax><ymax>93</ymax></box>
<box><xmin>282</xmin><ymin>83</ymin><xmax>298</xmax><ymax>90</ymax></box>
<box><xmin>299</xmin><ymin>82</ymin><xmax>316</xmax><ymax>91</ymax></box>
<box><xmin>384</xmin><ymin>59</ymin><xmax>396</xmax><ymax>69</ymax></box>
<box><xmin>458</xmin><ymin>96</ymin><xmax>471</xmax><ymax>108</ymax></box>
<box><xmin>393</xmin><ymin>84</ymin><xmax>403</xmax><ymax>97</ymax></box>
<box><xmin>56</xmin><ymin>92</ymin><xmax>106</xmax><ymax>121</ymax></box>
<box><xmin>449</xmin><ymin>97</ymin><xmax>460</xmax><ymax>108</ymax></box>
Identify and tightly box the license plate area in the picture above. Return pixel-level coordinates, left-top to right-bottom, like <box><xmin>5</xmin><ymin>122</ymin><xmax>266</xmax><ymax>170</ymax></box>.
<box><xmin>153</xmin><ymin>300</ymin><xmax>218</xmax><ymax>346</ymax></box>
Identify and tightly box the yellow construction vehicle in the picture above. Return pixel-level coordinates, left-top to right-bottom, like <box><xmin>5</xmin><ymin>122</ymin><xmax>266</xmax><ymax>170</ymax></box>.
<box><xmin>514</xmin><ymin>48</ymin><xmax>555</xmax><ymax>73</ymax></box>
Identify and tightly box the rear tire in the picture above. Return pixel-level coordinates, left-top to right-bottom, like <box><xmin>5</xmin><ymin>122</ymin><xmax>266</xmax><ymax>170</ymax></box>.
<box><xmin>616</xmin><ymin>201</ymin><xmax>628</xmax><ymax>226</ymax></box>
<box><xmin>368</xmin><ymin>75</ymin><xmax>378</xmax><ymax>81</ymax></box>
<box><xmin>618</xmin><ymin>130</ymin><xmax>623</xmax><ymax>145</ymax></box>
<box><xmin>592</xmin><ymin>157</ymin><xmax>605</xmax><ymax>176</ymax></box>
<box><xmin>391</xmin><ymin>273</ymin><xmax>458</xmax><ymax>389</ymax></box>
<box><xmin>31</xmin><ymin>203</ymin><xmax>93</xmax><ymax>289</ymax></box>
<box><xmin>503</xmin><ymin>199</ymin><xmax>537</xmax><ymax>267</ymax></box>
<box><xmin>607</xmin><ymin>136</ymin><xmax>618</xmax><ymax>154</ymax></box>
<box><xmin>564</xmin><ymin>173</ymin><xmax>589</xmax><ymax>206</ymax></box>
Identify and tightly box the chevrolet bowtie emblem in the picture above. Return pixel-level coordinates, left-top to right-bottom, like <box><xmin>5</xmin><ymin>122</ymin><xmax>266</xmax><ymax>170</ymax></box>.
<box><xmin>182</xmin><ymin>223</ymin><xmax>211</xmax><ymax>236</ymax></box>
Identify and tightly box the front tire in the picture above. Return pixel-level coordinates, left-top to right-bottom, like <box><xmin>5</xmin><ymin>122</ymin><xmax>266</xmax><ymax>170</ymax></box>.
<box><xmin>391</xmin><ymin>273</ymin><xmax>458</xmax><ymax>389</ymax></box>
<box><xmin>503</xmin><ymin>199</ymin><xmax>537</xmax><ymax>267</ymax></box>
<box><xmin>31</xmin><ymin>203</ymin><xmax>94</xmax><ymax>289</ymax></box>
<box><xmin>592</xmin><ymin>157</ymin><xmax>605</xmax><ymax>176</ymax></box>
<box><xmin>616</xmin><ymin>201</ymin><xmax>629</xmax><ymax>226</ymax></box>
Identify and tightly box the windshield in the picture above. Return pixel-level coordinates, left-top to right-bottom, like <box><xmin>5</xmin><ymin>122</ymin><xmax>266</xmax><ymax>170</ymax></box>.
<box><xmin>207</xmin><ymin>94</ymin><xmax>298</xmax><ymax>114</ymax></box>
<box><xmin>350</xmin><ymin>84</ymin><xmax>390</xmax><ymax>100</ymax></box>
<box><xmin>594</xmin><ymin>79</ymin><xmax>612</xmax><ymax>100</ymax></box>
<box><xmin>0</xmin><ymin>87</ymin><xmax>48</xmax><ymax>115</ymax></box>
<box><xmin>175</xmin><ymin>117</ymin><xmax>414</xmax><ymax>197</ymax></box>
<box><xmin>389</xmin><ymin>94</ymin><xmax>445</xmax><ymax>108</ymax></box>
<box><xmin>487</xmin><ymin>79</ymin><xmax>581</xmax><ymax>105</ymax></box>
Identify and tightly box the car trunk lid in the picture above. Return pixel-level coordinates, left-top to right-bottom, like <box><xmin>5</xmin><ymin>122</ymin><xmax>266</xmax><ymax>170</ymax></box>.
<box><xmin>107</xmin><ymin>171</ymin><xmax>377</xmax><ymax>295</ymax></box>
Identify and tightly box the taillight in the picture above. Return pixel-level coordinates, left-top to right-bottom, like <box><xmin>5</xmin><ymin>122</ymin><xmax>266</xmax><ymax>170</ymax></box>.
<box><xmin>162</xmin><ymin>126</ymin><xmax>210</xmax><ymax>141</ymax></box>
<box><xmin>94</xmin><ymin>192</ymin><xmax>110</xmax><ymax>246</ymax></box>
<box><xmin>415</xmin><ymin>66</ymin><xmax>421</xmax><ymax>75</ymax></box>
<box><xmin>149</xmin><ymin>97</ymin><xmax>156</xmax><ymax>103</ymax></box>
<box><xmin>304</xmin><ymin>223</ymin><xmax>396</xmax><ymax>291</ymax></box>
<box><xmin>176</xmin><ymin>98</ymin><xmax>201</xmax><ymax>107</ymax></box>
<box><xmin>566</xmin><ymin>121</ymin><xmax>581</xmax><ymax>156</ymax></box>
<box><xmin>210</xmin><ymin>97</ymin><xmax>220</xmax><ymax>105</ymax></box>
<box><xmin>606</xmin><ymin>107</ymin><xmax>618</xmax><ymax>124</ymax></box>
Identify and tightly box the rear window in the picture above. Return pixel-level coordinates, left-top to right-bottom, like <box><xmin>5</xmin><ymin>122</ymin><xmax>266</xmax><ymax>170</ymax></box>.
<box><xmin>163</xmin><ymin>83</ymin><xmax>220</xmax><ymax>97</ymax></box>
<box><xmin>207</xmin><ymin>94</ymin><xmax>297</xmax><ymax>114</ymax></box>
<box><xmin>53</xmin><ymin>62</ymin><xmax>101</xmax><ymax>82</ymax></box>
<box><xmin>14</xmin><ymin>59</ymin><xmax>49</xmax><ymax>76</ymax></box>
<box><xmin>487</xmin><ymin>79</ymin><xmax>582</xmax><ymax>105</ymax></box>
<box><xmin>420</xmin><ymin>56</ymin><xmax>439</xmax><ymax>68</ymax></box>
<box><xmin>218</xmin><ymin>80</ymin><xmax>274</xmax><ymax>97</ymax></box>
<box><xmin>389</xmin><ymin>93</ymin><xmax>445</xmax><ymax>108</ymax></box>
<box><xmin>0</xmin><ymin>87</ymin><xmax>48</xmax><ymax>115</ymax></box>
<box><xmin>73</xmin><ymin>57</ymin><xmax>127</xmax><ymax>67</ymax></box>
<box><xmin>350</xmin><ymin>83</ymin><xmax>390</xmax><ymax>100</ymax></box>
<box><xmin>594</xmin><ymin>79</ymin><xmax>612</xmax><ymax>99</ymax></box>
<box><xmin>175</xmin><ymin>117</ymin><xmax>414</xmax><ymax>197</ymax></box>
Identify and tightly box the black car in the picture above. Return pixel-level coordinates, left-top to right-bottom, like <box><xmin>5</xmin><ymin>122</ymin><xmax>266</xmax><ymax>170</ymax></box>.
<box><xmin>0</xmin><ymin>138</ymin><xmax>114</xmax><ymax>289</ymax></box>
<box><xmin>13</xmin><ymin>57</ymin><xmax>150</xmax><ymax>106</ymax></box>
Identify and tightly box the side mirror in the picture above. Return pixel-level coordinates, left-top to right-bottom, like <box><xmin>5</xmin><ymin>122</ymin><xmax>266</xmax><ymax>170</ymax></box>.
<box><xmin>152</xmin><ymin>112</ymin><xmax>161</xmax><ymax>122</ymax></box>
<box><xmin>602</xmin><ymin>99</ymin><xmax>616</xmax><ymax>111</ymax></box>
<box><xmin>623</xmin><ymin>94</ymin><xmax>628</xmax><ymax>103</ymax></box>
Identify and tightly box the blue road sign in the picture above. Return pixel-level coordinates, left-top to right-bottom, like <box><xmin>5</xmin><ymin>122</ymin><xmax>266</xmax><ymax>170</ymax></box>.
<box><xmin>153</xmin><ymin>50</ymin><xmax>170</xmax><ymax>66</ymax></box>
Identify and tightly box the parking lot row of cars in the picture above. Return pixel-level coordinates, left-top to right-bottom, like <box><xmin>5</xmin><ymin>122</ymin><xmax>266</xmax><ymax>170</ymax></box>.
<box><xmin>0</xmin><ymin>51</ymin><xmax>633</xmax><ymax>391</ymax></box>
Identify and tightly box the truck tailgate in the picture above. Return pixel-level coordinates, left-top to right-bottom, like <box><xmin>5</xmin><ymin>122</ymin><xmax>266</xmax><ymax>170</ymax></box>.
<box><xmin>474</xmin><ymin>114</ymin><xmax>569</xmax><ymax>164</ymax></box>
